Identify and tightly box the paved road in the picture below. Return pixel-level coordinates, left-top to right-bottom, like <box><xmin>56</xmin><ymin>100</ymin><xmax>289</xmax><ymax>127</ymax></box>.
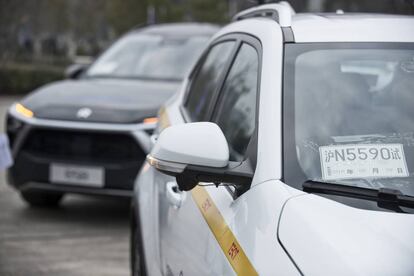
<box><xmin>0</xmin><ymin>97</ymin><xmax>130</xmax><ymax>276</ymax></box>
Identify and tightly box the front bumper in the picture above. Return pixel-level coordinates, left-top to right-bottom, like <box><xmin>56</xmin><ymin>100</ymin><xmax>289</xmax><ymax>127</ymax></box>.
<box><xmin>6</xmin><ymin>106</ymin><xmax>156</xmax><ymax>197</ymax></box>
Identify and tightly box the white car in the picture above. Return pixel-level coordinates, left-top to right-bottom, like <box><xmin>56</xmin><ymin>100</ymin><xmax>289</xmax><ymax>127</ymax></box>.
<box><xmin>131</xmin><ymin>3</ymin><xmax>414</xmax><ymax>275</ymax></box>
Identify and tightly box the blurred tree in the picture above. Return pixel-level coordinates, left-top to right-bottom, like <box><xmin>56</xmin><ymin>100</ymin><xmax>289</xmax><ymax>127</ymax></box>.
<box><xmin>149</xmin><ymin>0</ymin><xmax>187</xmax><ymax>23</ymax></box>
<box><xmin>189</xmin><ymin>0</ymin><xmax>228</xmax><ymax>22</ymax></box>
<box><xmin>324</xmin><ymin>0</ymin><xmax>414</xmax><ymax>14</ymax></box>
<box><xmin>106</xmin><ymin>0</ymin><xmax>147</xmax><ymax>34</ymax></box>
<box><xmin>1</xmin><ymin>0</ymin><xmax>413</xmax><ymax>64</ymax></box>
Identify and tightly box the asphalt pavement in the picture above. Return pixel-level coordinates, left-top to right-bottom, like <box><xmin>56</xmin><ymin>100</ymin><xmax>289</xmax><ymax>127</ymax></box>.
<box><xmin>0</xmin><ymin>96</ymin><xmax>130</xmax><ymax>276</ymax></box>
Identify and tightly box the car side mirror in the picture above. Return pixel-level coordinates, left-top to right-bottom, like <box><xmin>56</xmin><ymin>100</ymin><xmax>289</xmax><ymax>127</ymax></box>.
<box><xmin>65</xmin><ymin>64</ymin><xmax>88</xmax><ymax>79</ymax></box>
<box><xmin>147</xmin><ymin>122</ymin><xmax>253</xmax><ymax>191</ymax></box>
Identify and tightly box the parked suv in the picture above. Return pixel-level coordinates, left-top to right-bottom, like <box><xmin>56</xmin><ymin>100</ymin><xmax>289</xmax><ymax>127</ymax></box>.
<box><xmin>6</xmin><ymin>23</ymin><xmax>218</xmax><ymax>207</ymax></box>
<box><xmin>131</xmin><ymin>3</ymin><xmax>414</xmax><ymax>276</ymax></box>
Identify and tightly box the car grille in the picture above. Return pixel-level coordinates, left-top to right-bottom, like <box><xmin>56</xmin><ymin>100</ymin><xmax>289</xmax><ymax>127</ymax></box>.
<box><xmin>21</xmin><ymin>129</ymin><xmax>144</xmax><ymax>163</ymax></box>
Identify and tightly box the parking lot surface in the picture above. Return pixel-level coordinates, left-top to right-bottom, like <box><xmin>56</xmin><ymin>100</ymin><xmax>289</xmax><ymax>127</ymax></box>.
<box><xmin>0</xmin><ymin>96</ymin><xmax>130</xmax><ymax>276</ymax></box>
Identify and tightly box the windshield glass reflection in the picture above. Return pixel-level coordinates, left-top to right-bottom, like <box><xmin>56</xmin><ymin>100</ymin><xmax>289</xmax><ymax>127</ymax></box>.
<box><xmin>87</xmin><ymin>34</ymin><xmax>209</xmax><ymax>81</ymax></box>
<box><xmin>289</xmin><ymin>45</ymin><xmax>414</xmax><ymax>197</ymax></box>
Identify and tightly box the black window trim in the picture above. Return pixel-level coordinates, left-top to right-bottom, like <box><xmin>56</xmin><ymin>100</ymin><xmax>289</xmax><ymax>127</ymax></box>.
<box><xmin>180</xmin><ymin>35</ymin><xmax>240</xmax><ymax>123</ymax></box>
<box><xmin>211</xmin><ymin>33</ymin><xmax>263</xmax><ymax>199</ymax></box>
<box><xmin>178</xmin><ymin>32</ymin><xmax>263</xmax><ymax>199</ymax></box>
<box><xmin>181</xmin><ymin>33</ymin><xmax>263</xmax><ymax>123</ymax></box>
<box><xmin>210</xmin><ymin>36</ymin><xmax>262</xmax><ymax>125</ymax></box>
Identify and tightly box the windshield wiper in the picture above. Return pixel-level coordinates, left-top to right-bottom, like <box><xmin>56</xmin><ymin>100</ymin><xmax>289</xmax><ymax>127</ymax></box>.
<box><xmin>303</xmin><ymin>180</ymin><xmax>414</xmax><ymax>212</ymax></box>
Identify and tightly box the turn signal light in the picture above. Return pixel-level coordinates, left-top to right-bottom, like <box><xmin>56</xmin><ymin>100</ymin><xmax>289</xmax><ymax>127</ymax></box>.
<box><xmin>143</xmin><ymin>117</ymin><xmax>158</xmax><ymax>124</ymax></box>
<box><xmin>15</xmin><ymin>103</ymin><xmax>34</xmax><ymax>118</ymax></box>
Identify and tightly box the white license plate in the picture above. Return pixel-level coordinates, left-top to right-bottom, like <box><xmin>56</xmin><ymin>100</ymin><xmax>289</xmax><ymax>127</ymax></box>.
<box><xmin>50</xmin><ymin>164</ymin><xmax>104</xmax><ymax>187</ymax></box>
<box><xmin>0</xmin><ymin>134</ymin><xmax>13</xmax><ymax>169</ymax></box>
<box><xmin>320</xmin><ymin>144</ymin><xmax>409</xmax><ymax>180</ymax></box>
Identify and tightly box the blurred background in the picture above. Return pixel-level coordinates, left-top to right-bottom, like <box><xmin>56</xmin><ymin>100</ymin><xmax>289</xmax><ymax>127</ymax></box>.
<box><xmin>0</xmin><ymin>1</ymin><xmax>413</xmax><ymax>275</ymax></box>
<box><xmin>0</xmin><ymin>0</ymin><xmax>413</xmax><ymax>95</ymax></box>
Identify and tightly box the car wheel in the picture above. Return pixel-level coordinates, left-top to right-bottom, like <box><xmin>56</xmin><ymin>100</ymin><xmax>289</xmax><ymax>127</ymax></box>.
<box><xmin>130</xmin><ymin>203</ymin><xmax>147</xmax><ymax>276</ymax></box>
<box><xmin>20</xmin><ymin>190</ymin><xmax>64</xmax><ymax>208</ymax></box>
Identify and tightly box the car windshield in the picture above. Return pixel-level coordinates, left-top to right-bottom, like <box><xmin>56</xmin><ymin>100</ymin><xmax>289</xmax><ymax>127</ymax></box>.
<box><xmin>284</xmin><ymin>43</ymin><xmax>414</xmax><ymax>198</ymax></box>
<box><xmin>86</xmin><ymin>34</ymin><xmax>210</xmax><ymax>81</ymax></box>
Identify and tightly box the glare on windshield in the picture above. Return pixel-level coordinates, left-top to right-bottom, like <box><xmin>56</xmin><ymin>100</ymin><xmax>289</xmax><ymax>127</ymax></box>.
<box><xmin>284</xmin><ymin>44</ymin><xmax>414</xmax><ymax>197</ymax></box>
<box><xmin>87</xmin><ymin>34</ymin><xmax>209</xmax><ymax>81</ymax></box>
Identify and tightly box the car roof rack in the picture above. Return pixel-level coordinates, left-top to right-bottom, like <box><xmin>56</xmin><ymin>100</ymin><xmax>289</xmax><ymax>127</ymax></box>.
<box><xmin>232</xmin><ymin>1</ymin><xmax>295</xmax><ymax>27</ymax></box>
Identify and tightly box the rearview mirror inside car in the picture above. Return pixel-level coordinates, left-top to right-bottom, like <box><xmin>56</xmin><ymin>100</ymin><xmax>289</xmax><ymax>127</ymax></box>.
<box><xmin>147</xmin><ymin>122</ymin><xmax>253</xmax><ymax>191</ymax></box>
<box><xmin>64</xmin><ymin>64</ymin><xmax>88</xmax><ymax>79</ymax></box>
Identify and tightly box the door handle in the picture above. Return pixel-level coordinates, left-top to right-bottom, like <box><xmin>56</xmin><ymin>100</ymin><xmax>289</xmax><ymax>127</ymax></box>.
<box><xmin>166</xmin><ymin>181</ymin><xmax>186</xmax><ymax>208</ymax></box>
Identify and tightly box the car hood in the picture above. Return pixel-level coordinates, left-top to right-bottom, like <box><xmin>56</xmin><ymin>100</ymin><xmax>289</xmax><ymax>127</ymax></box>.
<box><xmin>21</xmin><ymin>78</ymin><xmax>181</xmax><ymax>124</ymax></box>
<box><xmin>279</xmin><ymin>194</ymin><xmax>414</xmax><ymax>276</ymax></box>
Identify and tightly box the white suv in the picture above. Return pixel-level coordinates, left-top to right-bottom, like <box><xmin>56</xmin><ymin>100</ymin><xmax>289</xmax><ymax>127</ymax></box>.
<box><xmin>132</xmin><ymin>3</ymin><xmax>414</xmax><ymax>275</ymax></box>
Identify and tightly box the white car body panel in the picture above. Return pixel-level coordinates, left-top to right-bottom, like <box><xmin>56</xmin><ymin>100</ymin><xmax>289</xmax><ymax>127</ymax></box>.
<box><xmin>135</xmin><ymin>163</ymin><xmax>163</xmax><ymax>276</ymax></box>
<box><xmin>158</xmin><ymin>182</ymin><xmax>220</xmax><ymax>275</ymax></box>
<box><xmin>134</xmin><ymin>8</ymin><xmax>414</xmax><ymax>276</ymax></box>
<box><xmin>291</xmin><ymin>14</ymin><xmax>414</xmax><ymax>43</ymax></box>
<box><xmin>137</xmin><ymin>19</ymin><xmax>297</xmax><ymax>275</ymax></box>
<box><xmin>279</xmin><ymin>194</ymin><xmax>414</xmax><ymax>275</ymax></box>
<box><xmin>203</xmin><ymin>181</ymin><xmax>303</xmax><ymax>275</ymax></box>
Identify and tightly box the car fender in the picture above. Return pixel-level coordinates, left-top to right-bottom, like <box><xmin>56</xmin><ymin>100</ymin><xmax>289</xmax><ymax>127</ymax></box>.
<box><xmin>133</xmin><ymin>162</ymin><xmax>163</xmax><ymax>276</ymax></box>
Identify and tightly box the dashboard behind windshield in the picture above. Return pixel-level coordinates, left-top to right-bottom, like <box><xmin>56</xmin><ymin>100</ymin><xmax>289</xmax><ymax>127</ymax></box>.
<box><xmin>283</xmin><ymin>43</ymin><xmax>414</xmax><ymax>202</ymax></box>
<box><xmin>87</xmin><ymin>34</ymin><xmax>210</xmax><ymax>81</ymax></box>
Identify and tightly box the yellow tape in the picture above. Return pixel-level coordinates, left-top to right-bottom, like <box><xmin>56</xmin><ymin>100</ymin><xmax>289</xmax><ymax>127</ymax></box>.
<box><xmin>159</xmin><ymin>109</ymin><xmax>257</xmax><ymax>275</ymax></box>
<box><xmin>192</xmin><ymin>186</ymin><xmax>258</xmax><ymax>276</ymax></box>
<box><xmin>158</xmin><ymin>107</ymin><xmax>170</xmax><ymax>131</ymax></box>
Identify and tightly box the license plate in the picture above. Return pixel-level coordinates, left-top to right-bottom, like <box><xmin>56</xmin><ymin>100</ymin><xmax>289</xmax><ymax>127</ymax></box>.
<box><xmin>50</xmin><ymin>164</ymin><xmax>104</xmax><ymax>187</ymax></box>
<box><xmin>320</xmin><ymin>144</ymin><xmax>409</xmax><ymax>180</ymax></box>
<box><xmin>0</xmin><ymin>134</ymin><xmax>13</xmax><ymax>169</ymax></box>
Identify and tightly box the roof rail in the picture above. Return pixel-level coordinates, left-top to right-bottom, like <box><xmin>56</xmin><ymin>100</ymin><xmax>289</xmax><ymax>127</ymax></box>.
<box><xmin>232</xmin><ymin>1</ymin><xmax>295</xmax><ymax>27</ymax></box>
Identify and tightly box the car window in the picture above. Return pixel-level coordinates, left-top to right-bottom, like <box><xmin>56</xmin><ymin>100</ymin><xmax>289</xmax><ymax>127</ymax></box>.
<box><xmin>214</xmin><ymin>43</ymin><xmax>259</xmax><ymax>161</ymax></box>
<box><xmin>87</xmin><ymin>34</ymin><xmax>210</xmax><ymax>81</ymax></box>
<box><xmin>185</xmin><ymin>41</ymin><xmax>235</xmax><ymax>121</ymax></box>
<box><xmin>284</xmin><ymin>43</ymin><xmax>414</xmax><ymax>201</ymax></box>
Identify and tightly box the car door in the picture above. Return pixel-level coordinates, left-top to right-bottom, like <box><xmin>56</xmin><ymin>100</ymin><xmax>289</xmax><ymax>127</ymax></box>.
<box><xmin>158</xmin><ymin>39</ymin><xmax>238</xmax><ymax>276</ymax></box>
<box><xmin>160</xmin><ymin>35</ymin><xmax>261</xmax><ymax>275</ymax></box>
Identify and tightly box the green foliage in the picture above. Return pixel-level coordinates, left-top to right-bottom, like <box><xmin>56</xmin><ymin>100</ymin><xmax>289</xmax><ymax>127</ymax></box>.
<box><xmin>0</xmin><ymin>63</ymin><xmax>64</xmax><ymax>95</ymax></box>
<box><xmin>151</xmin><ymin>0</ymin><xmax>187</xmax><ymax>23</ymax></box>
<box><xmin>189</xmin><ymin>0</ymin><xmax>228</xmax><ymax>23</ymax></box>
<box><xmin>105</xmin><ymin>0</ymin><xmax>228</xmax><ymax>33</ymax></box>
<box><xmin>324</xmin><ymin>0</ymin><xmax>414</xmax><ymax>14</ymax></box>
<box><xmin>106</xmin><ymin>0</ymin><xmax>148</xmax><ymax>34</ymax></box>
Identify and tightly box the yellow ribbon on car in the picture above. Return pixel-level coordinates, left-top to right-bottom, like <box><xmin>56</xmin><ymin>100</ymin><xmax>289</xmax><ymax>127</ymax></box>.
<box><xmin>159</xmin><ymin>108</ymin><xmax>258</xmax><ymax>275</ymax></box>
<box><xmin>158</xmin><ymin>107</ymin><xmax>170</xmax><ymax>131</ymax></box>
<box><xmin>192</xmin><ymin>186</ymin><xmax>258</xmax><ymax>276</ymax></box>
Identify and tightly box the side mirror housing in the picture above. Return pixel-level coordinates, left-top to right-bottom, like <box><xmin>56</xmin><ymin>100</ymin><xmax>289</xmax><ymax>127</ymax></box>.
<box><xmin>147</xmin><ymin>122</ymin><xmax>253</xmax><ymax>191</ymax></box>
<box><xmin>65</xmin><ymin>64</ymin><xmax>88</xmax><ymax>79</ymax></box>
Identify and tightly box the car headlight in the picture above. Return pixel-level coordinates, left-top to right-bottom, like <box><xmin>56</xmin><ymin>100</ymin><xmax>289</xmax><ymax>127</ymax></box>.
<box><xmin>15</xmin><ymin>103</ymin><xmax>34</xmax><ymax>118</ymax></box>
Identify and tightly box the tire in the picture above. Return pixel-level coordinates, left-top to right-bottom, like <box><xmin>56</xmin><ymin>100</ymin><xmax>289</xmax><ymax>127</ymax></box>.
<box><xmin>20</xmin><ymin>190</ymin><xmax>64</xmax><ymax>208</ymax></box>
<box><xmin>130</xmin><ymin>203</ymin><xmax>147</xmax><ymax>276</ymax></box>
